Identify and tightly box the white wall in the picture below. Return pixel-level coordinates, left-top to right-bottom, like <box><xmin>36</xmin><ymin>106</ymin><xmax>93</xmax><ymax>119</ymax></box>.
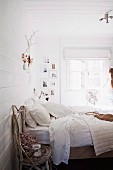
<box><xmin>35</xmin><ymin>37</ymin><xmax>113</xmax><ymax>105</ymax></box>
<box><xmin>35</xmin><ymin>37</ymin><xmax>60</xmax><ymax>103</ymax></box>
<box><xmin>0</xmin><ymin>0</ymin><xmax>36</xmax><ymax>169</ymax></box>
<box><xmin>1</xmin><ymin>0</ymin><xmax>113</xmax><ymax>169</ymax></box>
<box><xmin>61</xmin><ymin>37</ymin><xmax>113</xmax><ymax>106</ymax></box>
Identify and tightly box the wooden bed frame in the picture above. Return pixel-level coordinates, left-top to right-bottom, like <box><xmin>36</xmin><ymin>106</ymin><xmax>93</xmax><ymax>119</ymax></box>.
<box><xmin>18</xmin><ymin>105</ymin><xmax>113</xmax><ymax>160</ymax></box>
<box><xmin>70</xmin><ymin>146</ymin><xmax>113</xmax><ymax>159</ymax></box>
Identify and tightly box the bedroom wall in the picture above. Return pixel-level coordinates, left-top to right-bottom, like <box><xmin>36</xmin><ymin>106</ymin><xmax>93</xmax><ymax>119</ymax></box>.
<box><xmin>60</xmin><ymin>37</ymin><xmax>113</xmax><ymax>106</ymax></box>
<box><xmin>0</xmin><ymin>0</ymin><xmax>36</xmax><ymax>170</ymax></box>
<box><xmin>35</xmin><ymin>37</ymin><xmax>60</xmax><ymax>103</ymax></box>
<box><xmin>35</xmin><ymin>37</ymin><xmax>113</xmax><ymax>105</ymax></box>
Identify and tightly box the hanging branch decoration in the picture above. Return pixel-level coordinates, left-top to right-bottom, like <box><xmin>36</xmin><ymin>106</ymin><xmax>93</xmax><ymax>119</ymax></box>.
<box><xmin>22</xmin><ymin>31</ymin><xmax>37</xmax><ymax>70</ymax></box>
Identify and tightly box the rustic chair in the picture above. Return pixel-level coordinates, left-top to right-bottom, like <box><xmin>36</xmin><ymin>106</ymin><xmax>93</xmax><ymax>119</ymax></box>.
<box><xmin>12</xmin><ymin>105</ymin><xmax>52</xmax><ymax>170</ymax></box>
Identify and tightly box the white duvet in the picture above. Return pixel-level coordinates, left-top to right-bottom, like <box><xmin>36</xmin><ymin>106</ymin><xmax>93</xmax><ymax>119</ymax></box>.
<box><xmin>49</xmin><ymin>113</ymin><xmax>92</xmax><ymax>165</ymax></box>
<box><xmin>83</xmin><ymin>114</ymin><xmax>113</xmax><ymax>156</ymax></box>
<box><xmin>49</xmin><ymin>112</ymin><xmax>113</xmax><ymax>165</ymax></box>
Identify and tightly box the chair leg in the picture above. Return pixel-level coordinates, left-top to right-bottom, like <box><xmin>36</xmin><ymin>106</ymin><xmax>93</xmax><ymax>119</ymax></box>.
<box><xmin>45</xmin><ymin>161</ymin><xmax>50</xmax><ymax>170</ymax></box>
<box><xmin>48</xmin><ymin>157</ymin><xmax>52</xmax><ymax>170</ymax></box>
<box><xmin>19</xmin><ymin>162</ymin><xmax>22</xmax><ymax>170</ymax></box>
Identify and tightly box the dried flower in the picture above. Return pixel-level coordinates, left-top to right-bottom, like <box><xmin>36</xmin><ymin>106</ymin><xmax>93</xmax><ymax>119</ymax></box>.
<box><xmin>22</xmin><ymin>54</ymin><xmax>33</xmax><ymax>66</ymax></box>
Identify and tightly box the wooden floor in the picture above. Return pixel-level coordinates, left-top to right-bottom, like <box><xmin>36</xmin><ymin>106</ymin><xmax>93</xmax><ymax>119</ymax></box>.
<box><xmin>23</xmin><ymin>157</ymin><xmax>113</xmax><ymax>170</ymax></box>
<box><xmin>53</xmin><ymin>158</ymin><xmax>113</xmax><ymax>170</ymax></box>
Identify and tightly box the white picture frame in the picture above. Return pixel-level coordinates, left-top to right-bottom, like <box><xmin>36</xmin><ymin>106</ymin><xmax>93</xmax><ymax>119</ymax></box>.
<box><xmin>44</xmin><ymin>58</ymin><xmax>50</xmax><ymax>64</ymax></box>
<box><xmin>42</xmin><ymin>65</ymin><xmax>48</xmax><ymax>73</ymax></box>
<box><xmin>41</xmin><ymin>79</ymin><xmax>49</xmax><ymax>88</ymax></box>
<box><xmin>50</xmin><ymin>89</ymin><xmax>55</xmax><ymax>96</ymax></box>
<box><xmin>50</xmin><ymin>81</ymin><xmax>56</xmax><ymax>86</ymax></box>
<box><xmin>50</xmin><ymin>70</ymin><xmax>57</xmax><ymax>79</ymax></box>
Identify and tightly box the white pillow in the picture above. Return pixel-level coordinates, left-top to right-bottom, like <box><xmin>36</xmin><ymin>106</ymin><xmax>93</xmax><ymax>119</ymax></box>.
<box><xmin>24</xmin><ymin>106</ymin><xmax>37</xmax><ymax>128</ymax></box>
<box><xmin>24</xmin><ymin>98</ymin><xmax>35</xmax><ymax>109</ymax></box>
<box><xmin>72</xmin><ymin>106</ymin><xmax>96</xmax><ymax>114</ymax></box>
<box><xmin>41</xmin><ymin>102</ymin><xmax>74</xmax><ymax>118</ymax></box>
<box><xmin>30</xmin><ymin>103</ymin><xmax>51</xmax><ymax>126</ymax></box>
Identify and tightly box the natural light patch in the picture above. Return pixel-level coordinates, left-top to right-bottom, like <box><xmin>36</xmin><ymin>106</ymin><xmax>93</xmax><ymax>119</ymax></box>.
<box><xmin>69</xmin><ymin>59</ymin><xmax>109</xmax><ymax>91</ymax></box>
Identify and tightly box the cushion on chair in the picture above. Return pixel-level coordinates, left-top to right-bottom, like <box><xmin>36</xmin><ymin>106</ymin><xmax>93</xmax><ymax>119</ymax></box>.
<box><xmin>20</xmin><ymin>132</ymin><xmax>38</xmax><ymax>157</ymax></box>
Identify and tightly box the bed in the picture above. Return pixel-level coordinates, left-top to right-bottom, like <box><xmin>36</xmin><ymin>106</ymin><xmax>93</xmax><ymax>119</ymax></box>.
<box><xmin>19</xmin><ymin>99</ymin><xmax>113</xmax><ymax>165</ymax></box>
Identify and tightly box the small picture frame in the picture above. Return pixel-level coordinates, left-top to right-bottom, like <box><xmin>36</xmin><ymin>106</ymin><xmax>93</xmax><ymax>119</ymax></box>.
<box><xmin>42</xmin><ymin>65</ymin><xmax>48</xmax><ymax>73</ymax></box>
<box><xmin>50</xmin><ymin>70</ymin><xmax>57</xmax><ymax>78</ymax></box>
<box><xmin>44</xmin><ymin>58</ymin><xmax>50</xmax><ymax>64</ymax></box>
<box><xmin>50</xmin><ymin>89</ymin><xmax>55</xmax><ymax>96</ymax></box>
<box><xmin>52</xmin><ymin>64</ymin><xmax>55</xmax><ymax>69</ymax></box>
<box><xmin>50</xmin><ymin>81</ymin><xmax>56</xmax><ymax>86</ymax></box>
<box><xmin>41</xmin><ymin>79</ymin><xmax>49</xmax><ymax>88</ymax></box>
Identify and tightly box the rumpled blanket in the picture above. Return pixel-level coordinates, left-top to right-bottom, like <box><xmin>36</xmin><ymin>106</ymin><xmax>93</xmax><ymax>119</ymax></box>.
<box><xmin>49</xmin><ymin>113</ymin><xmax>113</xmax><ymax>165</ymax></box>
<box><xmin>49</xmin><ymin>113</ymin><xmax>91</xmax><ymax>165</ymax></box>
<box><xmin>83</xmin><ymin>114</ymin><xmax>113</xmax><ymax>156</ymax></box>
<box><xmin>49</xmin><ymin>116</ymin><xmax>71</xmax><ymax>165</ymax></box>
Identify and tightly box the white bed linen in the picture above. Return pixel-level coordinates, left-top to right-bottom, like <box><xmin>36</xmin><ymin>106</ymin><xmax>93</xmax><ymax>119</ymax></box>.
<box><xmin>82</xmin><ymin>114</ymin><xmax>113</xmax><ymax>156</ymax></box>
<box><xmin>26</xmin><ymin>126</ymin><xmax>50</xmax><ymax>144</ymax></box>
<box><xmin>49</xmin><ymin>111</ymin><xmax>113</xmax><ymax>165</ymax></box>
<box><xmin>49</xmin><ymin>113</ymin><xmax>93</xmax><ymax>165</ymax></box>
<box><xmin>25</xmin><ymin>112</ymin><xmax>92</xmax><ymax>147</ymax></box>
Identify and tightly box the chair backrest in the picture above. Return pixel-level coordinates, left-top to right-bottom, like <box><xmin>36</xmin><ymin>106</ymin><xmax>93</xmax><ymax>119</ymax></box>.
<box><xmin>12</xmin><ymin>105</ymin><xmax>38</xmax><ymax>169</ymax></box>
<box><xmin>12</xmin><ymin>105</ymin><xmax>23</xmax><ymax>161</ymax></box>
<box><xmin>19</xmin><ymin>105</ymin><xmax>26</xmax><ymax>132</ymax></box>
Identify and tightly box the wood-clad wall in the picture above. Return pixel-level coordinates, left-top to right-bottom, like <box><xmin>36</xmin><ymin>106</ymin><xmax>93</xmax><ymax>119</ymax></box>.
<box><xmin>0</xmin><ymin>0</ymin><xmax>36</xmax><ymax>169</ymax></box>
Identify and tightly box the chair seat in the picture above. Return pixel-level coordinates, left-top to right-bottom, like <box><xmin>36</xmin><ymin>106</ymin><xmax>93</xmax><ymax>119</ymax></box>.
<box><xmin>22</xmin><ymin>145</ymin><xmax>51</xmax><ymax>165</ymax></box>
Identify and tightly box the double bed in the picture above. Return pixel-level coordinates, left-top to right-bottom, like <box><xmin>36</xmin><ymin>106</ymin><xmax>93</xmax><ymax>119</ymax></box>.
<box><xmin>19</xmin><ymin>99</ymin><xmax>113</xmax><ymax>165</ymax></box>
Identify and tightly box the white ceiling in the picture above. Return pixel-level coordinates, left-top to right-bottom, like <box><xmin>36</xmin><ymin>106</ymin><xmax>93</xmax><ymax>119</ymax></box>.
<box><xmin>23</xmin><ymin>0</ymin><xmax>113</xmax><ymax>37</ymax></box>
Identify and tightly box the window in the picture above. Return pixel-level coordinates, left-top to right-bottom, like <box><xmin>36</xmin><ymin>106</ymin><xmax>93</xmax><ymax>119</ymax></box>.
<box><xmin>68</xmin><ymin>59</ymin><xmax>109</xmax><ymax>91</ymax></box>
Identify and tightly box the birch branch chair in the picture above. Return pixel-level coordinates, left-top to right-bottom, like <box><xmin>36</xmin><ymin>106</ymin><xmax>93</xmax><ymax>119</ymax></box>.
<box><xmin>12</xmin><ymin>105</ymin><xmax>52</xmax><ymax>170</ymax></box>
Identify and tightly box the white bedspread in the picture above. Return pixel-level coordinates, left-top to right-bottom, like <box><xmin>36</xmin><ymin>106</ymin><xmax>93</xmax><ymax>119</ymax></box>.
<box><xmin>49</xmin><ymin>113</ymin><xmax>113</xmax><ymax>165</ymax></box>
<box><xmin>83</xmin><ymin>114</ymin><xmax>113</xmax><ymax>156</ymax></box>
<box><xmin>49</xmin><ymin>113</ymin><xmax>92</xmax><ymax>165</ymax></box>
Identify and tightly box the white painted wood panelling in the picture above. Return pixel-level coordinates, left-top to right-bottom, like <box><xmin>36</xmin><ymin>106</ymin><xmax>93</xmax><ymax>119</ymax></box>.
<box><xmin>23</xmin><ymin>0</ymin><xmax>113</xmax><ymax>37</ymax></box>
<box><xmin>0</xmin><ymin>0</ymin><xmax>36</xmax><ymax>170</ymax></box>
